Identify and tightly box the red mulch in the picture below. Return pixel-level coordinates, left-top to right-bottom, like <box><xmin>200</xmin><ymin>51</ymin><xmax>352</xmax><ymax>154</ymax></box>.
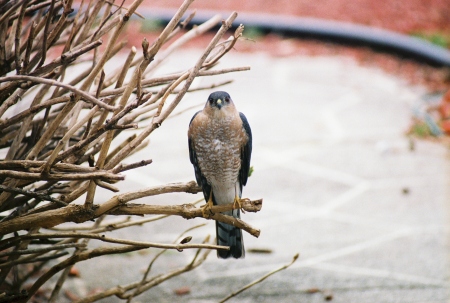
<box><xmin>144</xmin><ymin>0</ymin><xmax>450</xmax><ymax>35</ymax></box>
<box><xmin>120</xmin><ymin>0</ymin><xmax>450</xmax><ymax>92</ymax></box>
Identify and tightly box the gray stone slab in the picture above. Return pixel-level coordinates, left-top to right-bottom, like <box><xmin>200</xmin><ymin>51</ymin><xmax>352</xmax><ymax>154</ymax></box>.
<box><xmin>59</xmin><ymin>50</ymin><xmax>450</xmax><ymax>302</ymax></box>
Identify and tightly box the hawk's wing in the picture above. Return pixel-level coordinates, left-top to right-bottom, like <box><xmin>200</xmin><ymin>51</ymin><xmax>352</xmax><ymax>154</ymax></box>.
<box><xmin>239</xmin><ymin>112</ymin><xmax>252</xmax><ymax>191</ymax></box>
<box><xmin>188</xmin><ymin>111</ymin><xmax>211</xmax><ymax>202</ymax></box>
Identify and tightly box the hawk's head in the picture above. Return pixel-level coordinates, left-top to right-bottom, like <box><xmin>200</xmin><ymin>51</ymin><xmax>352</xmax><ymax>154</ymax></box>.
<box><xmin>206</xmin><ymin>91</ymin><xmax>233</xmax><ymax>110</ymax></box>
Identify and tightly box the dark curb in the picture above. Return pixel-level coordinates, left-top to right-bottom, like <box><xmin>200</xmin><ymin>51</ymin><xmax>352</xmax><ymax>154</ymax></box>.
<box><xmin>138</xmin><ymin>8</ymin><xmax>450</xmax><ymax>67</ymax></box>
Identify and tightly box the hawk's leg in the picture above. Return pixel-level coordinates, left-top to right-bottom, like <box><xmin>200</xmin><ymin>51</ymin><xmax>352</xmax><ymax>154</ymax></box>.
<box><xmin>201</xmin><ymin>189</ymin><xmax>214</xmax><ymax>217</ymax></box>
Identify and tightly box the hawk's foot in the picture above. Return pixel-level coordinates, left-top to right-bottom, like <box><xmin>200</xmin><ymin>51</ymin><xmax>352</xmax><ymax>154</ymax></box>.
<box><xmin>233</xmin><ymin>197</ymin><xmax>250</xmax><ymax>213</ymax></box>
<box><xmin>201</xmin><ymin>197</ymin><xmax>214</xmax><ymax>217</ymax></box>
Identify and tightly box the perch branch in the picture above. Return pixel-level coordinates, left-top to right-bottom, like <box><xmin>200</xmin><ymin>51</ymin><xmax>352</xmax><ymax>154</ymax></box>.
<box><xmin>109</xmin><ymin>200</ymin><xmax>263</xmax><ymax>237</ymax></box>
<box><xmin>0</xmin><ymin>180</ymin><xmax>262</xmax><ymax>237</ymax></box>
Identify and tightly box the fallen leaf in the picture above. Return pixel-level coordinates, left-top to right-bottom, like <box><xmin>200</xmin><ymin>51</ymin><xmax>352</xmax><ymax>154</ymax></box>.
<box><xmin>174</xmin><ymin>286</ymin><xmax>191</xmax><ymax>296</ymax></box>
<box><xmin>69</xmin><ymin>267</ymin><xmax>80</xmax><ymax>277</ymax></box>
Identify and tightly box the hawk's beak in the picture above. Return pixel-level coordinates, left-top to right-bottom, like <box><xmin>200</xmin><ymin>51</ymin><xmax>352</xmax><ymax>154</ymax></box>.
<box><xmin>216</xmin><ymin>99</ymin><xmax>223</xmax><ymax>109</ymax></box>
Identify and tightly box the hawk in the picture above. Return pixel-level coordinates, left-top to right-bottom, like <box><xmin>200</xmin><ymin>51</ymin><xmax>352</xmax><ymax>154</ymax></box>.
<box><xmin>188</xmin><ymin>91</ymin><xmax>252</xmax><ymax>259</ymax></box>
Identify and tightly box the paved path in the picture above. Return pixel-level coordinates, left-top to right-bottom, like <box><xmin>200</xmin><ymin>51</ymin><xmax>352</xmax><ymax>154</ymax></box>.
<box><xmin>69</xmin><ymin>50</ymin><xmax>449</xmax><ymax>302</ymax></box>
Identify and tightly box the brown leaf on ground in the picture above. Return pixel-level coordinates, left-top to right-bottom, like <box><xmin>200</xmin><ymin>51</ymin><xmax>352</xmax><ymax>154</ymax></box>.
<box><xmin>174</xmin><ymin>286</ymin><xmax>191</xmax><ymax>296</ymax></box>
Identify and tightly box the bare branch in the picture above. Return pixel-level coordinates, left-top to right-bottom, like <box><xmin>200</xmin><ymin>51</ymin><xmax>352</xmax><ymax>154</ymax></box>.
<box><xmin>74</xmin><ymin>235</ymin><xmax>213</xmax><ymax>303</ymax></box>
<box><xmin>111</xmin><ymin>159</ymin><xmax>153</xmax><ymax>173</ymax></box>
<box><xmin>0</xmin><ymin>196</ymin><xmax>262</xmax><ymax>238</ymax></box>
<box><xmin>0</xmin><ymin>184</ymin><xmax>67</xmax><ymax>207</ymax></box>
<box><xmin>5</xmin><ymin>232</ymin><xmax>229</xmax><ymax>252</ymax></box>
<box><xmin>0</xmin><ymin>243</ymin><xmax>85</xmax><ymax>258</ymax></box>
<box><xmin>109</xmin><ymin>199</ymin><xmax>263</xmax><ymax>237</ymax></box>
<box><xmin>14</xmin><ymin>0</ymin><xmax>30</xmax><ymax>74</ymax></box>
<box><xmin>0</xmin><ymin>75</ymin><xmax>117</xmax><ymax>111</ymax></box>
<box><xmin>0</xmin><ymin>170</ymin><xmax>124</xmax><ymax>181</ymax></box>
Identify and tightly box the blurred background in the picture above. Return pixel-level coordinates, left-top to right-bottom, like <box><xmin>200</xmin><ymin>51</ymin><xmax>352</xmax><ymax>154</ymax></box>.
<box><xmin>121</xmin><ymin>0</ymin><xmax>450</xmax><ymax>91</ymax></box>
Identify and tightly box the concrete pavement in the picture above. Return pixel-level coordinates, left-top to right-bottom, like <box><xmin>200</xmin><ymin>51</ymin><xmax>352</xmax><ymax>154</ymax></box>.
<box><xmin>67</xmin><ymin>50</ymin><xmax>449</xmax><ymax>302</ymax></box>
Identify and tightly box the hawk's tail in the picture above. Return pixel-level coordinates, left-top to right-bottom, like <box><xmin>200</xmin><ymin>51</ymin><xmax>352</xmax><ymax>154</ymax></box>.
<box><xmin>216</xmin><ymin>209</ymin><xmax>245</xmax><ymax>259</ymax></box>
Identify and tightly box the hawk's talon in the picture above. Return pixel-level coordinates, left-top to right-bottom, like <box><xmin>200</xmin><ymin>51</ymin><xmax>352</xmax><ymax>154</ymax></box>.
<box><xmin>233</xmin><ymin>197</ymin><xmax>249</xmax><ymax>213</ymax></box>
<box><xmin>201</xmin><ymin>201</ymin><xmax>214</xmax><ymax>217</ymax></box>
<box><xmin>201</xmin><ymin>192</ymin><xmax>214</xmax><ymax>217</ymax></box>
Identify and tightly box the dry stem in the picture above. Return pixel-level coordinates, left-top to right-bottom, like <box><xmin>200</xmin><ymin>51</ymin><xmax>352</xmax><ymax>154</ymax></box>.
<box><xmin>219</xmin><ymin>254</ymin><xmax>300</xmax><ymax>303</ymax></box>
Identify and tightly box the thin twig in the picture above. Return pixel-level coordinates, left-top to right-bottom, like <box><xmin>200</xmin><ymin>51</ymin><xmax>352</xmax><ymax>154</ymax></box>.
<box><xmin>144</xmin><ymin>14</ymin><xmax>222</xmax><ymax>77</ymax></box>
<box><xmin>31</xmin><ymin>39</ymin><xmax>103</xmax><ymax>77</ymax></box>
<box><xmin>22</xmin><ymin>21</ymin><xmax>37</xmax><ymax>74</ymax></box>
<box><xmin>14</xmin><ymin>0</ymin><xmax>30</xmax><ymax>74</ymax></box>
<box><xmin>0</xmin><ymin>243</ymin><xmax>85</xmax><ymax>258</ymax></box>
<box><xmin>99</xmin><ymin>66</ymin><xmax>250</xmax><ymax>98</ymax></box>
<box><xmin>0</xmin><ymin>170</ymin><xmax>124</xmax><ymax>181</ymax></box>
<box><xmin>4</xmin><ymin>232</ymin><xmax>228</xmax><ymax>252</ymax></box>
<box><xmin>111</xmin><ymin>159</ymin><xmax>153</xmax><ymax>173</ymax></box>
<box><xmin>36</xmin><ymin>0</ymin><xmax>55</xmax><ymax>69</ymax></box>
<box><xmin>0</xmin><ymin>75</ymin><xmax>117</xmax><ymax>111</ymax></box>
<box><xmin>0</xmin><ymin>184</ymin><xmax>67</xmax><ymax>206</ymax></box>
<box><xmin>219</xmin><ymin>254</ymin><xmax>300</xmax><ymax>303</ymax></box>
<box><xmin>127</xmin><ymin>223</ymin><xmax>207</xmax><ymax>302</ymax></box>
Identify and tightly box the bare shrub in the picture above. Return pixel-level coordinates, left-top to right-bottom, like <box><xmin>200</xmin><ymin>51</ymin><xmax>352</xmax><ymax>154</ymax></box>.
<box><xmin>0</xmin><ymin>0</ymin><xmax>267</xmax><ymax>301</ymax></box>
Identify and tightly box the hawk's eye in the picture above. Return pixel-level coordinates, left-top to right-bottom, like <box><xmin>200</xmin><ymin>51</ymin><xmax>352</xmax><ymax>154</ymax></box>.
<box><xmin>208</xmin><ymin>98</ymin><xmax>213</xmax><ymax>104</ymax></box>
<box><xmin>225</xmin><ymin>97</ymin><xmax>230</xmax><ymax>103</ymax></box>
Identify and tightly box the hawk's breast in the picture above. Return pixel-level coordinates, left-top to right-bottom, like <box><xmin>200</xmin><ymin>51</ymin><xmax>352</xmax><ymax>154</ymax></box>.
<box><xmin>193</xmin><ymin>114</ymin><xmax>247</xmax><ymax>187</ymax></box>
